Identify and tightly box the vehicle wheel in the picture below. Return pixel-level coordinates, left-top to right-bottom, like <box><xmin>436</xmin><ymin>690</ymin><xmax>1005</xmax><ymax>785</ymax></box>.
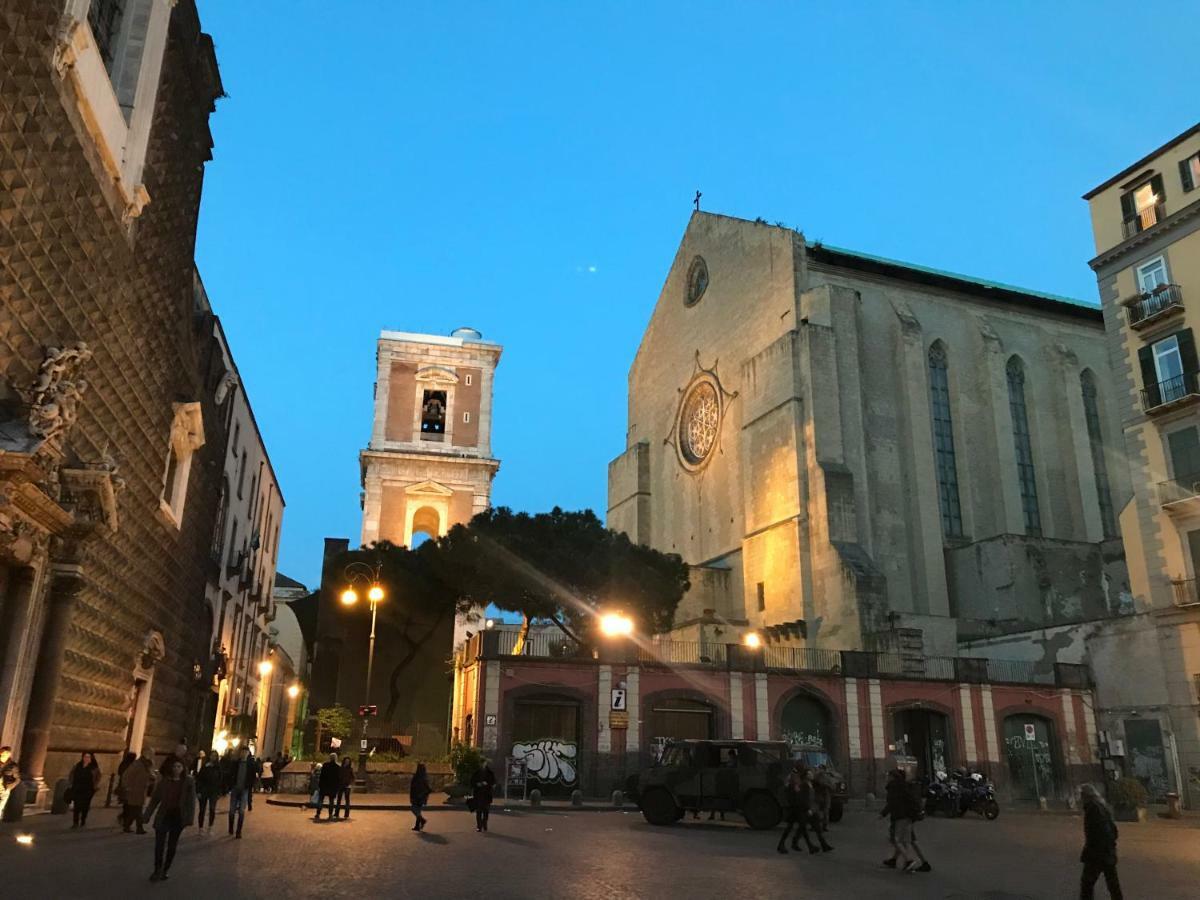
<box><xmin>983</xmin><ymin>799</ymin><xmax>1000</xmax><ymax>820</ymax></box>
<box><xmin>741</xmin><ymin>792</ymin><xmax>782</xmax><ymax>830</ymax></box>
<box><xmin>639</xmin><ymin>789</ymin><xmax>679</xmax><ymax>826</ymax></box>
<box><xmin>828</xmin><ymin>800</ymin><xmax>843</xmax><ymax>824</ymax></box>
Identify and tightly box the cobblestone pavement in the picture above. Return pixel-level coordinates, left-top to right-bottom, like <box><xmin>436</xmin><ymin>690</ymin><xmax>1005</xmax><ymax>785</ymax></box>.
<box><xmin>2</xmin><ymin>800</ymin><xmax>1197</xmax><ymax>899</ymax></box>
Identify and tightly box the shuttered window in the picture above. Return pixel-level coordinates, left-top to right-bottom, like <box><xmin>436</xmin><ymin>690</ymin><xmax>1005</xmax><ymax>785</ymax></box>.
<box><xmin>1181</xmin><ymin>153</ymin><xmax>1200</xmax><ymax>193</ymax></box>
<box><xmin>1007</xmin><ymin>357</ymin><xmax>1041</xmax><ymax>536</ymax></box>
<box><xmin>928</xmin><ymin>342</ymin><xmax>963</xmax><ymax>537</ymax></box>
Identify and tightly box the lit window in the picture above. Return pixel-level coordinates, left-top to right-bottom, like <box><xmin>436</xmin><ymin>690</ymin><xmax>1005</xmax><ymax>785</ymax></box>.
<box><xmin>928</xmin><ymin>342</ymin><xmax>963</xmax><ymax>538</ymax></box>
<box><xmin>1081</xmin><ymin>371</ymin><xmax>1117</xmax><ymax>539</ymax></box>
<box><xmin>1006</xmin><ymin>357</ymin><xmax>1041</xmax><ymax>537</ymax></box>
<box><xmin>1181</xmin><ymin>153</ymin><xmax>1200</xmax><ymax>193</ymax></box>
<box><xmin>1121</xmin><ymin>175</ymin><xmax>1165</xmax><ymax>237</ymax></box>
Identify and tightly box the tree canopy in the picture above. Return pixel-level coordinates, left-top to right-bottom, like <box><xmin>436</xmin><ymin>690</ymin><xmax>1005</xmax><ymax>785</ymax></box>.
<box><xmin>335</xmin><ymin>507</ymin><xmax>690</xmax><ymax>654</ymax></box>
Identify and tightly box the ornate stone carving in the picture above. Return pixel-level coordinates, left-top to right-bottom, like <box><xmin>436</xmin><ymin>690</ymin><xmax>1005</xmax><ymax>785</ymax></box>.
<box><xmin>214</xmin><ymin>371</ymin><xmax>239</xmax><ymax>405</ymax></box>
<box><xmin>60</xmin><ymin>450</ymin><xmax>125</xmax><ymax>533</ymax></box>
<box><xmin>136</xmin><ymin>629</ymin><xmax>166</xmax><ymax>675</ymax></box>
<box><xmin>20</xmin><ymin>342</ymin><xmax>93</xmax><ymax>445</ymax></box>
<box><xmin>51</xmin><ymin>15</ymin><xmax>83</xmax><ymax>76</ymax></box>
<box><xmin>665</xmin><ymin>351</ymin><xmax>738</xmax><ymax>474</ymax></box>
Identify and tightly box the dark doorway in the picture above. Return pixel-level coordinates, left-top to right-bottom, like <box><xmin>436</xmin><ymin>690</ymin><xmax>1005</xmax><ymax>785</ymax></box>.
<box><xmin>1123</xmin><ymin>718</ymin><xmax>1171</xmax><ymax>799</ymax></box>
<box><xmin>780</xmin><ymin>694</ymin><xmax>833</xmax><ymax>754</ymax></box>
<box><xmin>893</xmin><ymin>708</ymin><xmax>951</xmax><ymax>778</ymax></box>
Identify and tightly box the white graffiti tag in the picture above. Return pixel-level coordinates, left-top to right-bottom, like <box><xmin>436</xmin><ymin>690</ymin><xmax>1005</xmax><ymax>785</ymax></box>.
<box><xmin>512</xmin><ymin>740</ymin><xmax>578</xmax><ymax>785</ymax></box>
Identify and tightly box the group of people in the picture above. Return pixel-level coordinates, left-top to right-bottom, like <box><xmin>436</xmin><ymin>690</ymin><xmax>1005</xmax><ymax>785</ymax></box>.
<box><xmin>776</xmin><ymin>763</ymin><xmax>834</xmax><ymax>855</ymax></box>
<box><xmin>308</xmin><ymin>752</ymin><xmax>357</xmax><ymax>821</ymax></box>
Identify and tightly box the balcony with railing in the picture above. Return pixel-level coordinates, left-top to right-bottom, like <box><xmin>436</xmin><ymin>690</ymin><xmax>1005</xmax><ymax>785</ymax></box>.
<box><xmin>467</xmin><ymin>632</ymin><xmax>1091</xmax><ymax>688</ymax></box>
<box><xmin>1122</xmin><ymin>201</ymin><xmax>1165</xmax><ymax>239</ymax></box>
<box><xmin>1157</xmin><ymin>473</ymin><xmax>1200</xmax><ymax>512</ymax></box>
<box><xmin>1141</xmin><ymin>371</ymin><xmax>1200</xmax><ymax>414</ymax></box>
<box><xmin>1171</xmin><ymin>578</ymin><xmax>1200</xmax><ymax>607</ymax></box>
<box><xmin>1126</xmin><ymin>284</ymin><xmax>1184</xmax><ymax>330</ymax></box>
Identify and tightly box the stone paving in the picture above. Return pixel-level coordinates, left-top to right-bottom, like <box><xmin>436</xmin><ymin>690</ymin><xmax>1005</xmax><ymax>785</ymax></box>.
<box><xmin>1</xmin><ymin>799</ymin><xmax>1197</xmax><ymax>899</ymax></box>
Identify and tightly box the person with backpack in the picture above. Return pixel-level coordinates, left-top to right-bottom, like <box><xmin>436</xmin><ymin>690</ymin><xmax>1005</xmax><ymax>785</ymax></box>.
<box><xmin>880</xmin><ymin>767</ymin><xmax>931</xmax><ymax>873</ymax></box>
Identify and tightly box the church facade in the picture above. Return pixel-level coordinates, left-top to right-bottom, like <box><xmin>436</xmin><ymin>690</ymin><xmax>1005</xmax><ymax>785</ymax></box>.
<box><xmin>608</xmin><ymin>212</ymin><xmax>1131</xmax><ymax>657</ymax></box>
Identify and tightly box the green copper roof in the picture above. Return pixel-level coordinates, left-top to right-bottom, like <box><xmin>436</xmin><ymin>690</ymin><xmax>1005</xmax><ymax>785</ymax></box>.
<box><xmin>815</xmin><ymin>242</ymin><xmax>1099</xmax><ymax>311</ymax></box>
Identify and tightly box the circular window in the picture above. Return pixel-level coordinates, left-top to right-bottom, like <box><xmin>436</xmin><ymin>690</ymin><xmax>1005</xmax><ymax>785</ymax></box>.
<box><xmin>678</xmin><ymin>379</ymin><xmax>721</xmax><ymax>468</ymax></box>
<box><xmin>684</xmin><ymin>256</ymin><xmax>709</xmax><ymax>307</ymax></box>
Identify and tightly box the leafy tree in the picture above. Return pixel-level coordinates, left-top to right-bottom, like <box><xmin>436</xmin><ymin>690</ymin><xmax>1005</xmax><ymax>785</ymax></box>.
<box><xmin>434</xmin><ymin>507</ymin><xmax>690</xmax><ymax>645</ymax></box>
<box><xmin>316</xmin><ymin>704</ymin><xmax>353</xmax><ymax>741</ymax></box>
<box><xmin>448</xmin><ymin>741</ymin><xmax>488</xmax><ymax>786</ymax></box>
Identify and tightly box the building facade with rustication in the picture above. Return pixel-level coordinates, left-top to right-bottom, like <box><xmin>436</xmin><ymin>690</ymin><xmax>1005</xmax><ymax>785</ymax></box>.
<box><xmin>608</xmin><ymin>212</ymin><xmax>1131</xmax><ymax>659</ymax></box>
<box><xmin>0</xmin><ymin>0</ymin><xmax>229</xmax><ymax>805</ymax></box>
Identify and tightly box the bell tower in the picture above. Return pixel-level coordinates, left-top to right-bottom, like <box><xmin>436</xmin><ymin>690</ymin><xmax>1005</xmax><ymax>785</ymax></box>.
<box><xmin>360</xmin><ymin>327</ymin><xmax>501</xmax><ymax>547</ymax></box>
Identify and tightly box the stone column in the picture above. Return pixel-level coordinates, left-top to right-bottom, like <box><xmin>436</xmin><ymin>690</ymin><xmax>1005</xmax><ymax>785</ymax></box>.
<box><xmin>0</xmin><ymin>566</ymin><xmax>39</xmax><ymax>746</ymax></box>
<box><xmin>19</xmin><ymin>564</ymin><xmax>84</xmax><ymax>792</ymax></box>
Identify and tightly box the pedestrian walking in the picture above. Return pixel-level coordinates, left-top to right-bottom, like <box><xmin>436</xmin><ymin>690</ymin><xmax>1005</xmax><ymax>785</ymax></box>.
<box><xmin>469</xmin><ymin>762</ymin><xmax>496</xmax><ymax>832</ymax></box>
<box><xmin>315</xmin><ymin>752</ymin><xmax>341</xmax><ymax>821</ymax></box>
<box><xmin>195</xmin><ymin>751</ymin><xmax>222</xmax><ymax>833</ymax></box>
<box><xmin>880</xmin><ymin>767</ymin><xmax>928</xmax><ymax>873</ymax></box>
<box><xmin>245</xmin><ymin>749</ymin><xmax>261</xmax><ymax>809</ymax></box>
<box><xmin>1</xmin><ymin>746</ymin><xmax>21</xmax><ymax>820</ymax></box>
<box><xmin>68</xmin><ymin>751</ymin><xmax>101</xmax><ymax>828</ymax></box>
<box><xmin>143</xmin><ymin>757</ymin><xmax>196</xmax><ymax>882</ymax></box>
<box><xmin>777</xmin><ymin>765</ymin><xmax>831</xmax><ymax>854</ymax></box>
<box><xmin>121</xmin><ymin>748</ymin><xmax>157</xmax><ymax>834</ymax></box>
<box><xmin>336</xmin><ymin>757</ymin><xmax>355</xmax><ymax>820</ymax></box>
<box><xmin>223</xmin><ymin>745</ymin><xmax>255</xmax><ymax>838</ymax></box>
<box><xmin>1080</xmin><ymin>784</ymin><xmax>1123</xmax><ymax>899</ymax></box>
<box><xmin>813</xmin><ymin>765</ymin><xmax>835</xmax><ymax>829</ymax></box>
<box><xmin>410</xmin><ymin>762</ymin><xmax>431</xmax><ymax>832</ymax></box>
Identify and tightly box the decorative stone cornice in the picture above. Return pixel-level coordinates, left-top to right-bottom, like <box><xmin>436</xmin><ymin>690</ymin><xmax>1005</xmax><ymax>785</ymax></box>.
<box><xmin>60</xmin><ymin>453</ymin><xmax>125</xmax><ymax>533</ymax></box>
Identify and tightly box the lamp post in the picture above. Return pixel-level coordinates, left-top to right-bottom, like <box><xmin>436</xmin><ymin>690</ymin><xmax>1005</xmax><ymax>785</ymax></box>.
<box><xmin>341</xmin><ymin>560</ymin><xmax>385</xmax><ymax>763</ymax></box>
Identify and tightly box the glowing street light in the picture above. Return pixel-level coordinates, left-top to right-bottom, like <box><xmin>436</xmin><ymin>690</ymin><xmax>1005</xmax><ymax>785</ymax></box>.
<box><xmin>258</xmin><ymin>660</ymin><xmax>273</xmax><ymax>676</ymax></box>
<box><xmin>599</xmin><ymin>612</ymin><xmax>634</xmax><ymax>638</ymax></box>
<box><xmin>287</xmin><ymin>683</ymin><xmax>300</xmax><ymax>700</ymax></box>
<box><xmin>367</xmin><ymin>584</ymin><xmax>384</xmax><ymax>603</ymax></box>
<box><xmin>340</xmin><ymin>588</ymin><xmax>358</xmax><ymax>606</ymax></box>
<box><xmin>743</xmin><ymin>632</ymin><xmax>762</xmax><ymax>649</ymax></box>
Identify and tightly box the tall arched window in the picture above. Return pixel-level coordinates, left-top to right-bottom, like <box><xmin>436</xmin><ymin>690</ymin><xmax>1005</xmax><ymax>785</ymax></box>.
<box><xmin>928</xmin><ymin>342</ymin><xmax>963</xmax><ymax>537</ymax></box>
<box><xmin>1007</xmin><ymin>356</ymin><xmax>1042</xmax><ymax>536</ymax></box>
<box><xmin>1081</xmin><ymin>370</ymin><xmax>1117</xmax><ymax>538</ymax></box>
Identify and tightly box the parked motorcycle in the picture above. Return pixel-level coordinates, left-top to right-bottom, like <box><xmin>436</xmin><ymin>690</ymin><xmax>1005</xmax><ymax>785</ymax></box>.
<box><xmin>924</xmin><ymin>771</ymin><xmax>961</xmax><ymax>818</ymax></box>
<box><xmin>954</xmin><ymin>771</ymin><xmax>1000</xmax><ymax>820</ymax></box>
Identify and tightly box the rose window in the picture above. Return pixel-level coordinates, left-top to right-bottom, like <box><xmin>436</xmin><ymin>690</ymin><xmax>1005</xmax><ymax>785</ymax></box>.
<box><xmin>679</xmin><ymin>381</ymin><xmax>720</xmax><ymax>466</ymax></box>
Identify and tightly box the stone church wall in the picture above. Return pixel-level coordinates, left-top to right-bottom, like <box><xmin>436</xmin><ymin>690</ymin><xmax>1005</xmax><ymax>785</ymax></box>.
<box><xmin>0</xmin><ymin>1</ymin><xmax>226</xmax><ymax>787</ymax></box>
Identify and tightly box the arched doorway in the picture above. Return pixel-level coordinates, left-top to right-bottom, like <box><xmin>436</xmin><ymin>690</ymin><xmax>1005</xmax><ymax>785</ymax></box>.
<box><xmin>511</xmin><ymin>694</ymin><xmax>581</xmax><ymax>797</ymax></box>
<box><xmin>1003</xmin><ymin>714</ymin><xmax>1058</xmax><ymax>801</ymax></box>
<box><xmin>648</xmin><ymin>697</ymin><xmax>715</xmax><ymax>761</ymax></box>
<box><xmin>780</xmin><ymin>693</ymin><xmax>834</xmax><ymax>755</ymax></box>
<box><xmin>893</xmin><ymin>708</ymin><xmax>952</xmax><ymax>778</ymax></box>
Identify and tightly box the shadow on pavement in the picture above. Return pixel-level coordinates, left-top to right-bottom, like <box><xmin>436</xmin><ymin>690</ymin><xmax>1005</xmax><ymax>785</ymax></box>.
<box><xmin>417</xmin><ymin>832</ymin><xmax>449</xmax><ymax>845</ymax></box>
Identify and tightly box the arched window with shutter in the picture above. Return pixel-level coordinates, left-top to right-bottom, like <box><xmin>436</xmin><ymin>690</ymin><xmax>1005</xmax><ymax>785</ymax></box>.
<box><xmin>1007</xmin><ymin>356</ymin><xmax>1041</xmax><ymax>536</ymax></box>
<box><xmin>928</xmin><ymin>341</ymin><xmax>963</xmax><ymax>538</ymax></box>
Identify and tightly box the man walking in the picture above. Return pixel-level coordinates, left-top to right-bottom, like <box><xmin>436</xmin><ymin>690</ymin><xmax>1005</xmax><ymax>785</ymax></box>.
<box><xmin>120</xmin><ymin>748</ymin><xmax>156</xmax><ymax>834</ymax></box>
<box><xmin>224</xmin><ymin>745</ymin><xmax>254</xmax><ymax>838</ymax></box>
<box><xmin>1080</xmin><ymin>784</ymin><xmax>1123</xmax><ymax>899</ymax></box>
<box><xmin>315</xmin><ymin>752</ymin><xmax>341</xmax><ymax>822</ymax></box>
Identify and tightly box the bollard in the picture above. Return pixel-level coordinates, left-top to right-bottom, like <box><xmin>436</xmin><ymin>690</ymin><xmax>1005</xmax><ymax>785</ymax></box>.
<box><xmin>570</xmin><ymin>789</ymin><xmax>583</xmax><ymax>806</ymax></box>
<box><xmin>1165</xmin><ymin>792</ymin><xmax>1182</xmax><ymax>819</ymax></box>
<box><xmin>529</xmin><ymin>789</ymin><xmax>542</xmax><ymax>807</ymax></box>
<box><xmin>611</xmin><ymin>789</ymin><xmax>624</xmax><ymax>807</ymax></box>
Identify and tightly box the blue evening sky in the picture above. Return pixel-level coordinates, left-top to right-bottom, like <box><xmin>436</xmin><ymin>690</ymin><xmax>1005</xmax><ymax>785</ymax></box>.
<box><xmin>194</xmin><ymin>0</ymin><xmax>1197</xmax><ymax>589</ymax></box>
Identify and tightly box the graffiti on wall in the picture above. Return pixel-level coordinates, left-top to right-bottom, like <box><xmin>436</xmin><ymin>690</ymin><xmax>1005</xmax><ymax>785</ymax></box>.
<box><xmin>512</xmin><ymin>739</ymin><xmax>578</xmax><ymax>785</ymax></box>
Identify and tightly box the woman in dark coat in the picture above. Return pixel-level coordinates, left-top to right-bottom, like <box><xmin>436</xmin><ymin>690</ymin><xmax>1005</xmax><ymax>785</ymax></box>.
<box><xmin>69</xmin><ymin>751</ymin><xmax>101</xmax><ymax>828</ymax></box>
<box><xmin>469</xmin><ymin>763</ymin><xmax>496</xmax><ymax>832</ymax></box>
<box><xmin>1080</xmin><ymin>784</ymin><xmax>1123</xmax><ymax>899</ymax></box>
<box><xmin>336</xmin><ymin>757</ymin><xmax>355</xmax><ymax>820</ymax></box>
<box><xmin>194</xmin><ymin>752</ymin><xmax>223</xmax><ymax>832</ymax></box>
<box><xmin>410</xmin><ymin>762</ymin><xmax>431</xmax><ymax>832</ymax></box>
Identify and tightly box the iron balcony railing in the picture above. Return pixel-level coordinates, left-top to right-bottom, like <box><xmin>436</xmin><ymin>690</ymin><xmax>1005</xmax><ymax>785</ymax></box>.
<box><xmin>1157</xmin><ymin>473</ymin><xmax>1200</xmax><ymax>507</ymax></box>
<box><xmin>1141</xmin><ymin>371</ymin><xmax>1200</xmax><ymax>413</ymax></box>
<box><xmin>471</xmin><ymin>633</ymin><xmax>1091</xmax><ymax>688</ymax></box>
<box><xmin>1127</xmin><ymin>284</ymin><xmax>1184</xmax><ymax>328</ymax></box>
<box><xmin>1122</xmin><ymin>201</ymin><xmax>1165</xmax><ymax>239</ymax></box>
<box><xmin>1171</xmin><ymin>578</ymin><xmax>1200</xmax><ymax>607</ymax></box>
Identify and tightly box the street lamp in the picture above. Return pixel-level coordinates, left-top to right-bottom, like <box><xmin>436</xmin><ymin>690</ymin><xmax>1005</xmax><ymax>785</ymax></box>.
<box><xmin>287</xmin><ymin>683</ymin><xmax>300</xmax><ymax>700</ymax></box>
<box><xmin>342</xmin><ymin>559</ymin><xmax>386</xmax><ymax>756</ymax></box>
<box><xmin>599</xmin><ymin>612</ymin><xmax>634</xmax><ymax>638</ymax></box>
<box><xmin>258</xmin><ymin>660</ymin><xmax>273</xmax><ymax>676</ymax></box>
<box><xmin>743</xmin><ymin>632</ymin><xmax>762</xmax><ymax>649</ymax></box>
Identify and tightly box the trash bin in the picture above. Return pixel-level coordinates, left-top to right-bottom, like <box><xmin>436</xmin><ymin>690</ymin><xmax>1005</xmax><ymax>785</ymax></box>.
<box><xmin>1165</xmin><ymin>791</ymin><xmax>1182</xmax><ymax>819</ymax></box>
